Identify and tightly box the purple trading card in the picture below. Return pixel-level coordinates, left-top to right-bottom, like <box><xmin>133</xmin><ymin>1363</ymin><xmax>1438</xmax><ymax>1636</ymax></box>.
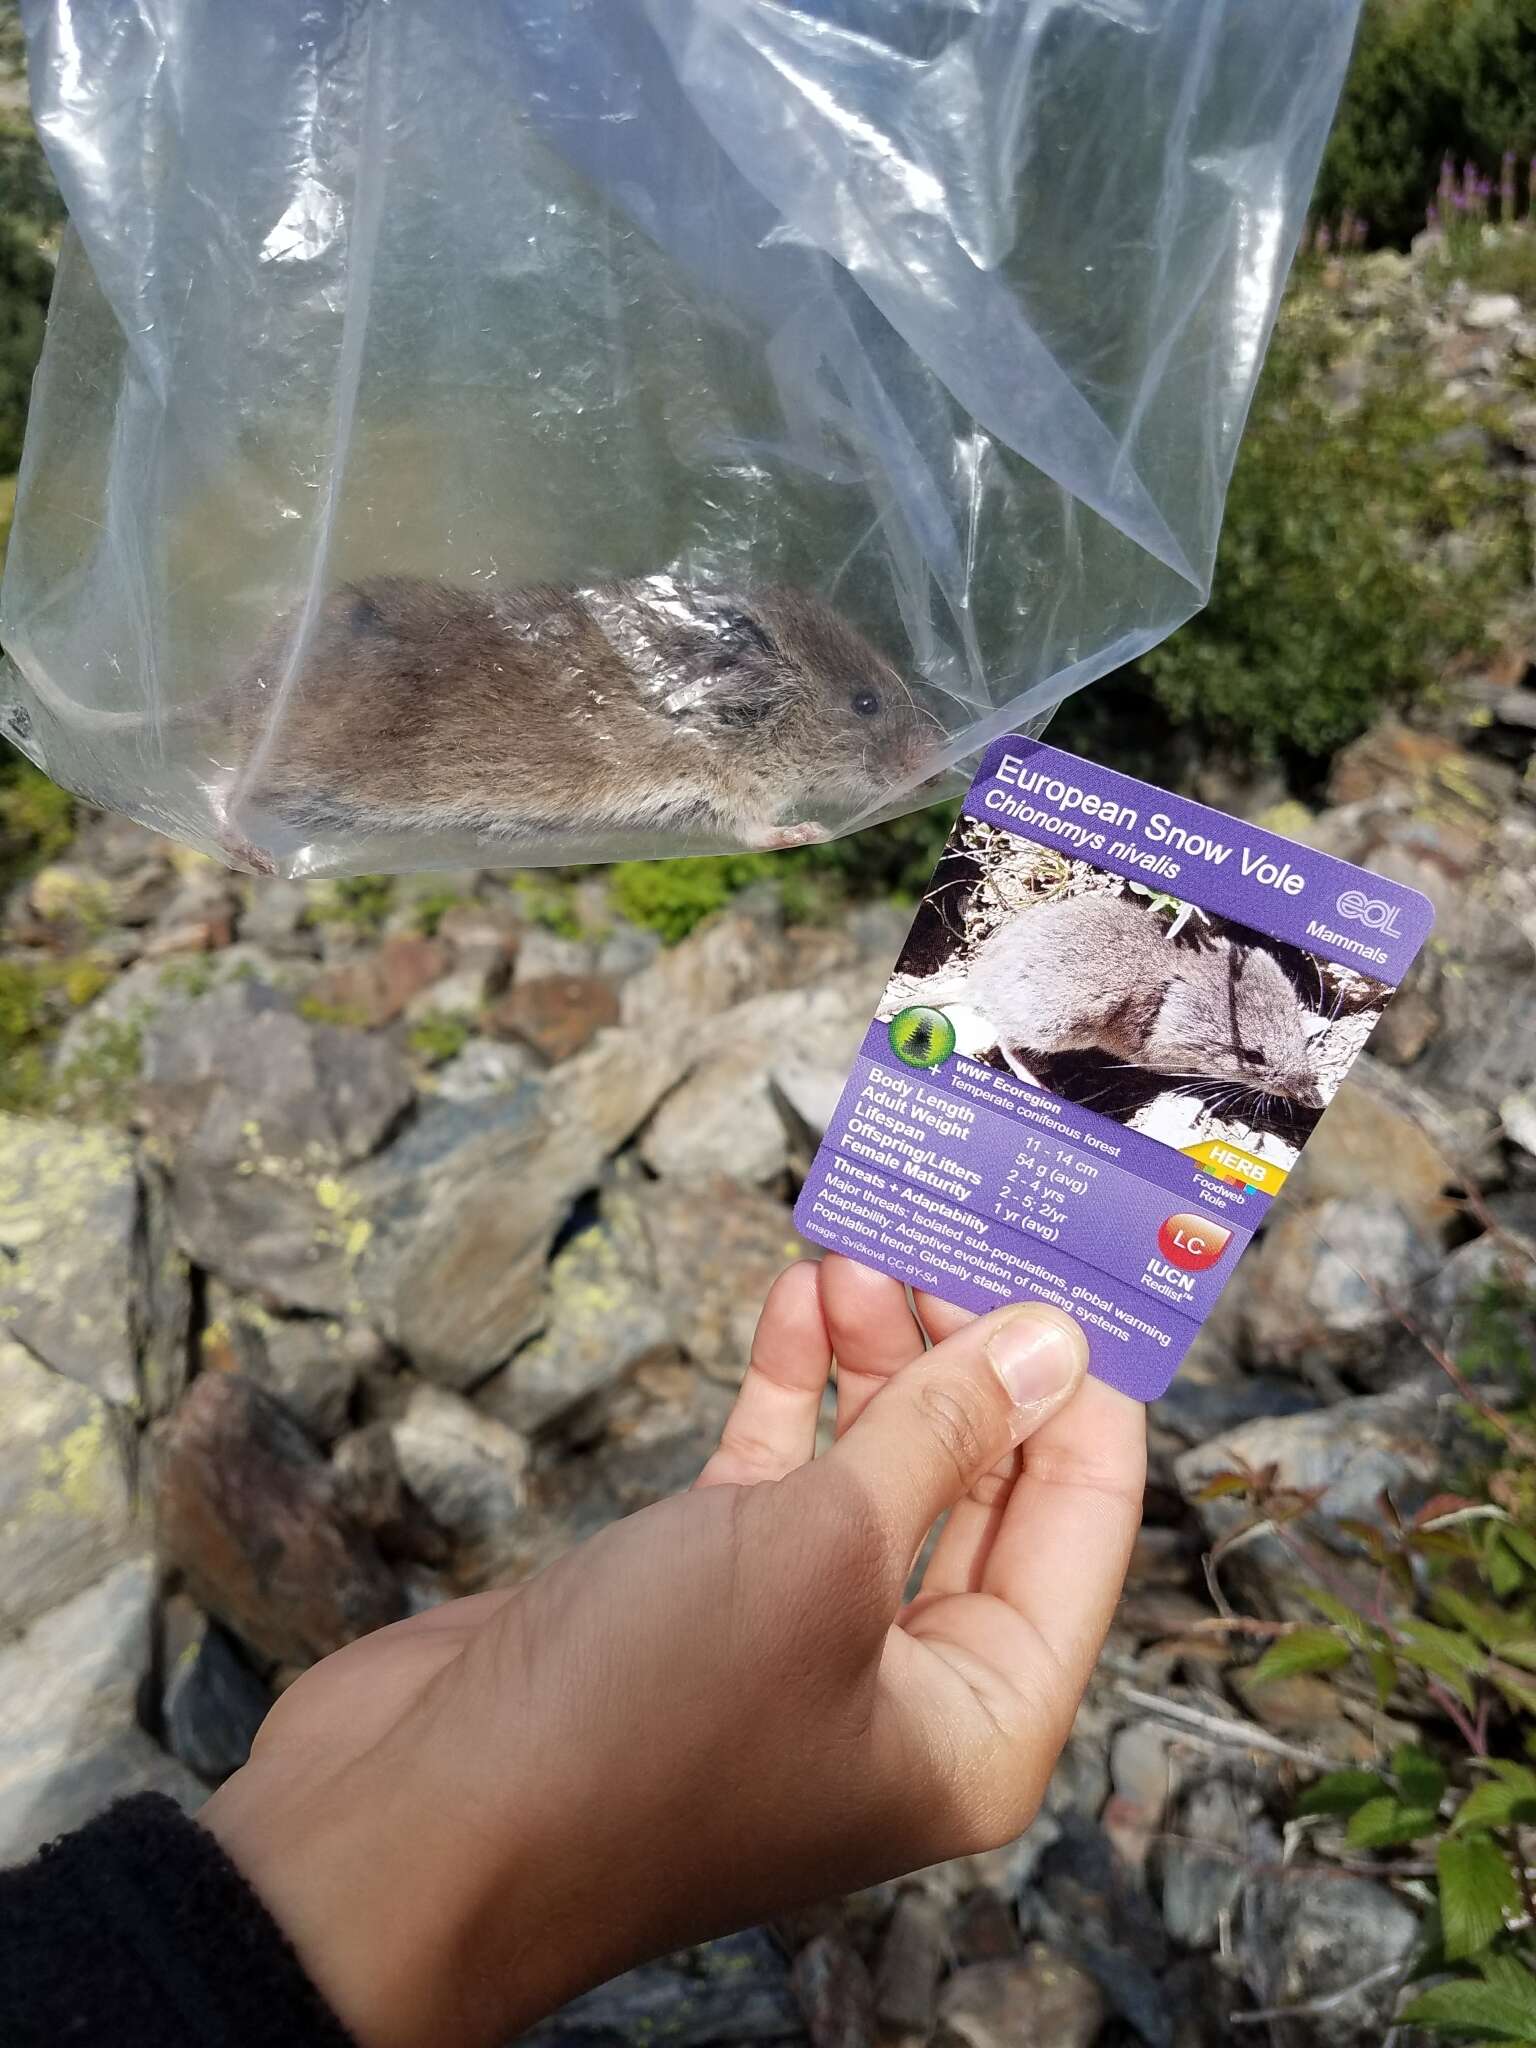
<box><xmin>793</xmin><ymin>739</ymin><xmax>1435</xmax><ymax>1402</ymax></box>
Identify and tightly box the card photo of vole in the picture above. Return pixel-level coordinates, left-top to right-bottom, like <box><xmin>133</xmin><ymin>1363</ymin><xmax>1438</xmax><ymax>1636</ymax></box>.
<box><xmin>880</xmin><ymin>822</ymin><xmax>1393</xmax><ymax>1181</ymax></box>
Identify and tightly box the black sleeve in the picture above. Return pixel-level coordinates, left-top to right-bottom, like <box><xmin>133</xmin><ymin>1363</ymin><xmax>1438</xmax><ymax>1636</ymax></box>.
<box><xmin>0</xmin><ymin>1792</ymin><xmax>359</xmax><ymax>2048</ymax></box>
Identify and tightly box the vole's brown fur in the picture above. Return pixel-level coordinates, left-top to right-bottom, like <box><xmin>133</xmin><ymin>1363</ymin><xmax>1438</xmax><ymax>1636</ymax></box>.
<box><xmin>226</xmin><ymin>573</ymin><xmax>938</xmax><ymax>855</ymax></box>
<box><xmin>956</xmin><ymin>893</ymin><xmax>1323</xmax><ymax>1108</ymax></box>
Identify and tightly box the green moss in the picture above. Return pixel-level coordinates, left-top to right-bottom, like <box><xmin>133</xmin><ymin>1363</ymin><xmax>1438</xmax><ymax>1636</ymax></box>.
<box><xmin>608</xmin><ymin>853</ymin><xmax>777</xmax><ymax>943</ymax></box>
<box><xmin>407</xmin><ymin>1011</ymin><xmax>471</xmax><ymax>1065</ymax></box>
<box><xmin>49</xmin><ymin>1016</ymin><xmax>145</xmax><ymax>1124</ymax></box>
<box><xmin>311</xmin><ymin>875</ymin><xmax>395</xmax><ymax>932</ymax></box>
<box><xmin>155</xmin><ymin>955</ymin><xmax>219</xmax><ymax>1000</ymax></box>
<box><xmin>297</xmin><ymin>994</ymin><xmax>372</xmax><ymax>1030</ymax></box>
<box><xmin>409</xmin><ymin>884</ymin><xmax>467</xmax><ymax>937</ymax></box>
<box><xmin>510</xmin><ymin>873</ymin><xmax>588</xmax><ymax>941</ymax></box>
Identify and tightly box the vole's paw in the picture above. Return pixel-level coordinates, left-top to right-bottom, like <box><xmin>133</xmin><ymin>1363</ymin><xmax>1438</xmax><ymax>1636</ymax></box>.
<box><xmin>217</xmin><ymin>832</ymin><xmax>278</xmax><ymax>877</ymax></box>
<box><xmin>753</xmin><ymin>821</ymin><xmax>827</xmax><ymax>851</ymax></box>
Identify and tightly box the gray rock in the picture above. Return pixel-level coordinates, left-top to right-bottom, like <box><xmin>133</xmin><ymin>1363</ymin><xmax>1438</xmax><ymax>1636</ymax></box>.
<box><xmin>518</xmin><ymin>1927</ymin><xmax>802</xmax><ymax>2047</ymax></box>
<box><xmin>0</xmin><ymin>1337</ymin><xmax>138</xmax><ymax>1633</ymax></box>
<box><xmin>387</xmin><ymin>1381</ymin><xmax>529</xmax><ymax>1577</ymax></box>
<box><xmin>432</xmin><ymin>1038</ymin><xmax>540</xmax><ymax>1102</ymax></box>
<box><xmin>0</xmin><ymin>1114</ymin><xmax>140</xmax><ymax>1407</ymax></box>
<box><xmin>351</xmin><ymin>1084</ymin><xmax>598</xmax><ymax>1386</ymax></box>
<box><xmin>638</xmin><ymin>971</ymin><xmax>881</xmax><ymax>1185</ymax></box>
<box><xmin>1240</xmin><ymin>1196</ymin><xmax>1442</xmax><ymax>1378</ymax></box>
<box><xmin>1240</xmin><ymin>1871</ymin><xmax>1416</xmax><ymax>2044</ymax></box>
<box><xmin>874</xmin><ymin>1892</ymin><xmax>946</xmax><ymax>2033</ymax></box>
<box><xmin>595</xmin><ymin>918</ymin><xmax>662</xmax><ymax>981</ymax></box>
<box><xmin>792</xmin><ymin>1934</ymin><xmax>875</xmax><ymax>2048</ymax></box>
<box><xmin>140</xmin><ymin>982</ymin><xmax>414</xmax><ymax>1315</ymax></box>
<box><xmin>1160</xmin><ymin>1778</ymin><xmax>1253</xmax><ymax>1947</ymax></box>
<box><xmin>157</xmin><ymin>1371</ymin><xmax>404</xmax><ymax>1666</ymax></box>
<box><xmin>620</xmin><ymin>902</ymin><xmax>793</xmax><ymax>1031</ymax></box>
<box><xmin>1464</xmin><ymin>291</ymin><xmax>1522</xmax><ymax>330</ymax></box>
<box><xmin>616</xmin><ymin>1176</ymin><xmax>810</xmax><ymax>1381</ymax></box>
<box><xmin>1176</xmin><ymin>1377</ymin><xmax>1463</xmax><ymax>1608</ymax></box>
<box><xmin>238</xmin><ymin>877</ymin><xmax>320</xmax><ymax>954</ymax></box>
<box><xmin>208</xmin><ymin>1290</ymin><xmax>374</xmax><ymax>1441</ymax></box>
<box><xmin>163</xmin><ymin>1618</ymin><xmax>274</xmax><ymax>1785</ymax></box>
<box><xmin>478</xmin><ymin>1223</ymin><xmax>674</xmax><ymax>1436</ymax></box>
<box><xmin>513</xmin><ymin>929</ymin><xmax>598</xmax><ymax>982</ymax></box>
<box><xmin>0</xmin><ymin>1561</ymin><xmax>203</xmax><ymax>1865</ymax></box>
<box><xmin>936</xmin><ymin>1949</ymin><xmax>1104</xmax><ymax>2048</ymax></box>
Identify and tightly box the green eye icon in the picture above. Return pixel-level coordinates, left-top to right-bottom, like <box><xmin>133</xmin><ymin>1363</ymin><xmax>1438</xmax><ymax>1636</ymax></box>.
<box><xmin>888</xmin><ymin>1006</ymin><xmax>955</xmax><ymax>1069</ymax></box>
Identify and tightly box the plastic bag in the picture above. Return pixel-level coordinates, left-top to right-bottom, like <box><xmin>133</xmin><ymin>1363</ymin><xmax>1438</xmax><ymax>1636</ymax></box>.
<box><xmin>1</xmin><ymin>0</ymin><xmax>1360</xmax><ymax>878</ymax></box>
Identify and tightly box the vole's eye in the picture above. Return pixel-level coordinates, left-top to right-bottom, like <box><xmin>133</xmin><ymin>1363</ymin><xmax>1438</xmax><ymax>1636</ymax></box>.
<box><xmin>851</xmin><ymin>689</ymin><xmax>881</xmax><ymax>717</ymax></box>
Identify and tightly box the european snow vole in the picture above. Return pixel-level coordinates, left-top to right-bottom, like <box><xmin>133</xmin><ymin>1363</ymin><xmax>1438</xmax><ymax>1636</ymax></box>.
<box><xmin>954</xmin><ymin>894</ymin><xmax>1323</xmax><ymax>1109</ymax></box>
<box><xmin>229</xmin><ymin>574</ymin><xmax>939</xmax><ymax>860</ymax></box>
<box><xmin>5</xmin><ymin>574</ymin><xmax>942</xmax><ymax>870</ymax></box>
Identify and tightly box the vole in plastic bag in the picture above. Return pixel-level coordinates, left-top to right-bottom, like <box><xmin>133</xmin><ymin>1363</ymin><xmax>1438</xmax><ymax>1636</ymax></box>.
<box><xmin>941</xmin><ymin>894</ymin><xmax>1324</xmax><ymax>1109</ymax></box>
<box><xmin>6</xmin><ymin>575</ymin><xmax>941</xmax><ymax>872</ymax></box>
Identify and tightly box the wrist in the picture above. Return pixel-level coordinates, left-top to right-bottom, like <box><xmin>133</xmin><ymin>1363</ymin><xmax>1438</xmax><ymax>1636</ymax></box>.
<box><xmin>200</xmin><ymin>1746</ymin><xmax>589</xmax><ymax>2048</ymax></box>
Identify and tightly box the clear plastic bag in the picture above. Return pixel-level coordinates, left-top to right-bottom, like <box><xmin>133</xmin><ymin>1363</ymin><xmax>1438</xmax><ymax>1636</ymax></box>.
<box><xmin>1</xmin><ymin>0</ymin><xmax>1359</xmax><ymax>877</ymax></box>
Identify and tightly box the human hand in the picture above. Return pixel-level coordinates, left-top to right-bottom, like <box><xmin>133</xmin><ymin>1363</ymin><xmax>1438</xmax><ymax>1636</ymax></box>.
<box><xmin>201</xmin><ymin>1256</ymin><xmax>1145</xmax><ymax>2048</ymax></box>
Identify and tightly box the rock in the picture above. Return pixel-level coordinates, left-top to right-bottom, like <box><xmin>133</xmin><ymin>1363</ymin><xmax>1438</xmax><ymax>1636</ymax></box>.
<box><xmin>1104</xmin><ymin>1719</ymin><xmax>1184</xmax><ymax>1873</ymax></box>
<box><xmin>0</xmin><ymin>1114</ymin><xmax>142</xmax><ymax>1408</ymax></box>
<box><xmin>331</xmin><ymin>1423</ymin><xmax>452</xmax><ymax>1567</ymax></box>
<box><xmin>1031</xmin><ymin>1821</ymin><xmax>1171</xmax><ymax>2046</ymax></box>
<box><xmin>1176</xmin><ymin>1377</ymin><xmax>1462</xmax><ymax>1607</ymax></box>
<box><xmin>203</xmin><ymin>1290</ymin><xmax>372</xmax><ymax>1441</ymax></box>
<box><xmin>1239</xmin><ymin>1872</ymin><xmax>1416</xmax><ymax>2044</ymax></box>
<box><xmin>308</xmin><ymin>934</ymin><xmax>451</xmax><ymax>1028</ymax></box>
<box><xmin>1152</xmin><ymin>1374</ymin><xmax>1316</xmax><ymax>1450</ymax></box>
<box><xmin>1326</xmin><ymin>720</ymin><xmax>1512</xmax><ymax>814</ymax></box>
<box><xmin>936</xmin><ymin>1949</ymin><xmax>1104</xmax><ymax>2048</ymax></box>
<box><xmin>1464</xmin><ymin>290</ymin><xmax>1522</xmax><ymax>330</ymax></box>
<box><xmin>641</xmin><ymin>1050</ymin><xmax>792</xmax><ymax>1184</ymax></box>
<box><xmin>156</xmin><ymin>1372</ymin><xmax>404</xmax><ymax>1665</ymax></box>
<box><xmin>0</xmin><ymin>1560</ymin><xmax>202</xmax><ymax>1864</ymax></box>
<box><xmin>1160</xmin><ymin>1778</ymin><xmax>1251</xmax><ymax>1947</ymax></box>
<box><xmin>163</xmin><ymin>1617</ymin><xmax>274</xmax><ymax>1784</ymax></box>
<box><xmin>618</xmin><ymin>1177</ymin><xmax>810</xmax><ymax>1380</ymax></box>
<box><xmin>639</xmin><ymin>971</ymin><xmax>882</xmax><ymax>1185</ymax></box>
<box><xmin>140</xmin><ymin>982</ymin><xmax>414</xmax><ymax>1315</ymax></box>
<box><xmin>1506</xmin><ymin>1082</ymin><xmax>1536</xmax><ymax>1159</ymax></box>
<box><xmin>385</xmin><ymin>1381</ymin><xmax>529</xmax><ymax>1578</ymax></box>
<box><xmin>511</xmin><ymin>928</ymin><xmax>598</xmax><ymax>982</ymax></box>
<box><xmin>620</xmin><ymin>901</ymin><xmax>794</xmax><ymax>1031</ymax></box>
<box><xmin>873</xmin><ymin>1892</ymin><xmax>947</xmax><ymax>2033</ymax></box>
<box><xmin>595</xmin><ymin>918</ymin><xmax>662</xmax><ymax>981</ymax></box>
<box><xmin>769</xmin><ymin>1061</ymin><xmax>847</xmax><ymax>1146</ymax></box>
<box><xmin>951</xmin><ymin>1889</ymin><xmax>1022</xmax><ymax>1964</ymax></box>
<box><xmin>351</xmin><ymin>1084</ymin><xmax>599</xmax><ymax>1386</ymax></box>
<box><xmin>553</xmin><ymin>1026</ymin><xmax>691</xmax><ymax>1155</ymax></box>
<box><xmin>488</xmin><ymin>973</ymin><xmax>620</xmax><ymax>1063</ymax></box>
<box><xmin>792</xmin><ymin>1934</ymin><xmax>875</xmax><ymax>2048</ymax></box>
<box><xmin>517</xmin><ymin>1928</ymin><xmax>802</xmax><ymax>2048</ymax></box>
<box><xmin>434</xmin><ymin>900</ymin><xmax>521</xmax><ymax>967</ymax></box>
<box><xmin>238</xmin><ymin>877</ymin><xmax>320</xmax><ymax>955</ymax></box>
<box><xmin>432</xmin><ymin>1038</ymin><xmax>539</xmax><ymax>1102</ymax></box>
<box><xmin>1239</xmin><ymin>1197</ymin><xmax>1442</xmax><ymax>1379</ymax></box>
<box><xmin>403</xmin><ymin>962</ymin><xmax>496</xmax><ymax>1024</ymax></box>
<box><xmin>1283</xmin><ymin>1064</ymin><xmax>1462</xmax><ymax>1235</ymax></box>
<box><xmin>0</xmin><ymin>1337</ymin><xmax>137</xmax><ymax>1632</ymax></box>
<box><xmin>477</xmin><ymin>1222</ymin><xmax>674</xmax><ymax>1436</ymax></box>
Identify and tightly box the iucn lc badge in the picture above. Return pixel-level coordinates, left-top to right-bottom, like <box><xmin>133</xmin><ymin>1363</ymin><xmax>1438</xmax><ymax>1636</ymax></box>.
<box><xmin>794</xmin><ymin>739</ymin><xmax>1434</xmax><ymax>1402</ymax></box>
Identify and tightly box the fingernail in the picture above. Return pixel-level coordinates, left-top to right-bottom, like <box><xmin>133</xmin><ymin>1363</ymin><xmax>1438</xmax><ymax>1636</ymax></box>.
<box><xmin>986</xmin><ymin>1307</ymin><xmax>1087</xmax><ymax>1418</ymax></box>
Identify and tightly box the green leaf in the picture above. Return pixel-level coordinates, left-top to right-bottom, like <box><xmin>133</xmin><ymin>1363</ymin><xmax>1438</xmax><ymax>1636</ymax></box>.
<box><xmin>1487</xmin><ymin>1536</ymin><xmax>1527</xmax><ymax>1601</ymax></box>
<box><xmin>1436</xmin><ymin>1589</ymin><xmax>1525</xmax><ymax>1651</ymax></box>
<box><xmin>1194</xmin><ymin>1470</ymin><xmax>1252</xmax><ymax>1502</ymax></box>
<box><xmin>1395</xmin><ymin>1743</ymin><xmax>1448</xmax><ymax>1810</ymax></box>
<box><xmin>1489</xmin><ymin>1762</ymin><xmax>1536</xmax><ymax>1793</ymax></box>
<box><xmin>1301</xmin><ymin>1584</ymin><xmax>1378</xmax><ymax>1646</ymax></box>
<box><xmin>1251</xmin><ymin>1627</ymin><xmax>1352</xmax><ymax>1684</ymax></box>
<box><xmin>1495</xmin><ymin>1639</ymin><xmax>1536</xmax><ymax>1675</ymax></box>
<box><xmin>1439</xmin><ymin>1834</ymin><xmax>1521</xmax><ymax>1962</ymax></box>
<box><xmin>1401</xmin><ymin>1972</ymin><xmax>1536</xmax><ymax>2039</ymax></box>
<box><xmin>1348</xmin><ymin>1795</ymin><xmax>1441</xmax><ymax>1849</ymax></box>
<box><xmin>1400</xmin><ymin>1623</ymin><xmax>1486</xmax><ymax>1707</ymax></box>
<box><xmin>1454</xmin><ymin>1782</ymin><xmax>1536</xmax><ymax>1835</ymax></box>
<box><xmin>1297</xmin><ymin>1769</ymin><xmax>1388</xmax><ymax>1818</ymax></box>
<box><xmin>1369</xmin><ymin>1645</ymin><xmax>1399</xmax><ymax>1707</ymax></box>
<box><xmin>1492</xmin><ymin>1666</ymin><xmax>1536</xmax><ymax>1718</ymax></box>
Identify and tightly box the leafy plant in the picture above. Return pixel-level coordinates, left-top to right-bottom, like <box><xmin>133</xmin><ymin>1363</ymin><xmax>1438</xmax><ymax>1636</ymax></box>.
<box><xmin>407</xmin><ymin>1011</ymin><xmax>471</xmax><ymax>1065</ymax></box>
<box><xmin>1199</xmin><ymin>1250</ymin><xmax>1536</xmax><ymax>2037</ymax></box>
<box><xmin>1141</xmin><ymin>283</ymin><xmax>1526</xmax><ymax>763</ymax></box>
<box><xmin>311</xmin><ymin>875</ymin><xmax>395</xmax><ymax>933</ymax></box>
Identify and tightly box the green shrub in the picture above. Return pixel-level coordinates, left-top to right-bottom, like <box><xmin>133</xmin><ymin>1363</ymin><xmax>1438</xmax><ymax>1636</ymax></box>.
<box><xmin>1202</xmin><ymin>1260</ymin><xmax>1536</xmax><ymax>2036</ymax></box>
<box><xmin>1140</xmin><ymin>286</ymin><xmax>1526</xmax><ymax>762</ymax></box>
<box><xmin>1316</xmin><ymin>0</ymin><xmax>1536</xmax><ymax>248</ymax></box>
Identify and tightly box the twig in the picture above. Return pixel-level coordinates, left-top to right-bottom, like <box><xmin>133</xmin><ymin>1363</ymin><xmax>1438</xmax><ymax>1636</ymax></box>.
<box><xmin>1229</xmin><ymin>1955</ymin><xmax>1407</xmax><ymax>2026</ymax></box>
<box><xmin>1186</xmin><ymin>1616</ymin><xmax>1297</xmax><ymax>1638</ymax></box>
<box><xmin>1110</xmin><ymin>1682</ymin><xmax>1357</xmax><ymax>1772</ymax></box>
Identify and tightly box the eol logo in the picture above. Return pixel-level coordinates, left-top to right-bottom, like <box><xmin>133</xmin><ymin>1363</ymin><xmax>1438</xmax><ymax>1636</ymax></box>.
<box><xmin>1336</xmin><ymin>887</ymin><xmax>1401</xmax><ymax>936</ymax></box>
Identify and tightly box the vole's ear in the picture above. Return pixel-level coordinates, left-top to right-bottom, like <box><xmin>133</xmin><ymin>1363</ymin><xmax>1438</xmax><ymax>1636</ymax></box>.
<box><xmin>707</xmin><ymin>609</ymin><xmax>778</xmax><ymax>670</ymax></box>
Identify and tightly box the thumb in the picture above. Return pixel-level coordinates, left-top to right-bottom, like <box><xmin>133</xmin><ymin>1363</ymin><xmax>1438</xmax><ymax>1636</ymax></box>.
<box><xmin>825</xmin><ymin>1302</ymin><xmax>1089</xmax><ymax>1558</ymax></box>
